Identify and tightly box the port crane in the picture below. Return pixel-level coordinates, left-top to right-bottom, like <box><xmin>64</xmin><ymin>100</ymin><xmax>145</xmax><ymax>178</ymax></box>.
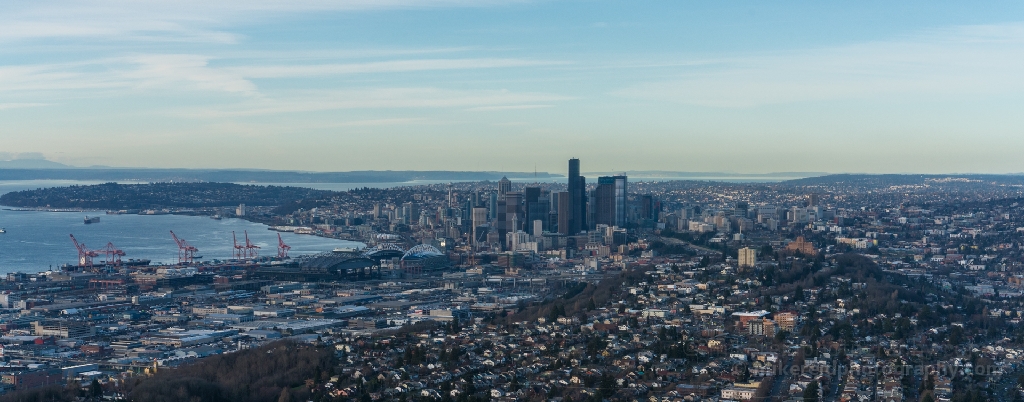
<box><xmin>169</xmin><ymin>231</ymin><xmax>198</xmax><ymax>264</ymax></box>
<box><xmin>99</xmin><ymin>242</ymin><xmax>126</xmax><ymax>266</ymax></box>
<box><xmin>243</xmin><ymin>231</ymin><xmax>260</xmax><ymax>259</ymax></box>
<box><xmin>277</xmin><ymin>233</ymin><xmax>291</xmax><ymax>259</ymax></box>
<box><xmin>69</xmin><ymin>234</ymin><xmax>99</xmax><ymax>267</ymax></box>
<box><xmin>232</xmin><ymin>231</ymin><xmax>246</xmax><ymax>259</ymax></box>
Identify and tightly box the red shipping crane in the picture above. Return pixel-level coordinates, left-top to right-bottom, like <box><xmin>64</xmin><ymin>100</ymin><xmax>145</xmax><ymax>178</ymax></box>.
<box><xmin>170</xmin><ymin>231</ymin><xmax>198</xmax><ymax>264</ymax></box>
<box><xmin>243</xmin><ymin>230</ymin><xmax>260</xmax><ymax>259</ymax></box>
<box><xmin>69</xmin><ymin>234</ymin><xmax>99</xmax><ymax>267</ymax></box>
<box><xmin>99</xmin><ymin>242</ymin><xmax>126</xmax><ymax>266</ymax></box>
<box><xmin>277</xmin><ymin>233</ymin><xmax>291</xmax><ymax>259</ymax></box>
<box><xmin>232</xmin><ymin>231</ymin><xmax>246</xmax><ymax>260</ymax></box>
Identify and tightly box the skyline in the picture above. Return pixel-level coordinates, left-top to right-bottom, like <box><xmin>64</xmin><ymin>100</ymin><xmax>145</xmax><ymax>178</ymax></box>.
<box><xmin>3</xmin><ymin>1</ymin><xmax>1024</xmax><ymax>173</ymax></box>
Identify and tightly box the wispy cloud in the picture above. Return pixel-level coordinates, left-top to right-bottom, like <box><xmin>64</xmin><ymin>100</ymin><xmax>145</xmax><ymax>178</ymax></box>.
<box><xmin>121</xmin><ymin>54</ymin><xmax>257</xmax><ymax>94</ymax></box>
<box><xmin>0</xmin><ymin>55</ymin><xmax>256</xmax><ymax>95</ymax></box>
<box><xmin>233</xmin><ymin>58</ymin><xmax>567</xmax><ymax>78</ymax></box>
<box><xmin>465</xmin><ymin>104</ymin><xmax>552</xmax><ymax>112</ymax></box>
<box><xmin>0</xmin><ymin>102</ymin><xmax>49</xmax><ymax>110</ymax></box>
<box><xmin>0</xmin><ymin>1</ymin><xmax>528</xmax><ymax>43</ymax></box>
<box><xmin>182</xmin><ymin>88</ymin><xmax>572</xmax><ymax>117</ymax></box>
<box><xmin>331</xmin><ymin>118</ymin><xmax>430</xmax><ymax>126</ymax></box>
<box><xmin>616</xmin><ymin>23</ymin><xmax>1024</xmax><ymax>107</ymax></box>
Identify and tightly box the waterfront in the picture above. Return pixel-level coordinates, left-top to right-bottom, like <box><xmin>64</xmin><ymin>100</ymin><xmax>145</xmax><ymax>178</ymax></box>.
<box><xmin>0</xmin><ymin>209</ymin><xmax>362</xmax><ymax>274</ymax></box>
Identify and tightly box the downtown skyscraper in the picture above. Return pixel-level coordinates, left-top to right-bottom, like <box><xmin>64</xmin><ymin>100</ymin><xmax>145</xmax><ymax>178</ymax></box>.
<box><xmin>595</xmin><ymin>175</ymin><xmax>627</xmax><ymax>228</ymax></box>
<box><xmin>566</xmin><ymin>158</ymin><xmax>586</xmax><ymax>234</ymax></box>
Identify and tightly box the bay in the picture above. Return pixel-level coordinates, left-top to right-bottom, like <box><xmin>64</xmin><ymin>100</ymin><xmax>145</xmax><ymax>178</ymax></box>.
<box><xmin>0</xmin><ymin>210</ymin><xmax>363</xmax><ymax>274</ymax></box>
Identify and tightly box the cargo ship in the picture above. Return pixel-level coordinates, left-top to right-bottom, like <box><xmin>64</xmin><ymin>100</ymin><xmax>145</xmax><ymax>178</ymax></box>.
<box><xmin>84</xmin><ymin>216</ymin><xmax>100</xmax><ymax>224</ymax></box>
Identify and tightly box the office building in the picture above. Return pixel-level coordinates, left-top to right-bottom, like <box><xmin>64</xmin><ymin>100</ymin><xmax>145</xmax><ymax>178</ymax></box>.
<box><xmin>488</xmin><ymin>192</ymin><xmax>498</xmax><ymax>220</ymax></box>
<box><xmin>595</xmin><ymin>178</ymin><xmax>615</xmax><ymax>226</ymax></box>
<box><xmin>594</xmin><ymin>175</ymin><xmax>627</xmax><ymax>228</ymax></box>
<box><xmin>472</xmin><ymin>207</ymin><xmax>489</xmax><ymax>246</ymax></box>
<box><xmin>640</xmin><ymin>195</ymin><xmax>654</xmax><ymax>221</ymax></box>
<box><xmin>505</xmin><ymin>192</ymin><xmax>523</xmax><ymax>234</ymax></box>
<box><xmin>567</xmin><ymin>158</ymin><xmax>584</xmax><ymax>234</ymax></box>
<box><xmin>498</xmin><ymin>176</ymin><xmax>511</xmax><ymax>198</ymax></box>
<box><xmin>557</xmin><ymin>191</ymin><xmax>571</xmax><ymax>235</ymax></box>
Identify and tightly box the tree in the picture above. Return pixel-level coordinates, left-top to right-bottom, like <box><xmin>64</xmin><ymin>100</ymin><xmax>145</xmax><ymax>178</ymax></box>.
<box><xmin>277</xmin><ymin>388</ymin><xmax>292</xmax><ymax>402</ymax></box>
<box><xmin>90</xmin><ymin>379</ymin><xmax>102</xmax><ymax>399</ymax></box>
<box><xmin>803</xmin><ymin>380</ymin><xmax>819</xmax><ymax>402</ymax></box>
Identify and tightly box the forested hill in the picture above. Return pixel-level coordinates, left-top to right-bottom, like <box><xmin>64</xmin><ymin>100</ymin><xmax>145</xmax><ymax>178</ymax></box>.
<box><xmin>0</xmin><ymin>182</ymin><xmax>330</xmax><ymax>209</ymax></box>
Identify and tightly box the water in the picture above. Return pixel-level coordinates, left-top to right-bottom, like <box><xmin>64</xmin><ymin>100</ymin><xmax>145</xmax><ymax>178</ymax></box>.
<box><xmin>0</xmin><ymin>209</ymin><xmax>363</xmax><ymax>274</ymax></box>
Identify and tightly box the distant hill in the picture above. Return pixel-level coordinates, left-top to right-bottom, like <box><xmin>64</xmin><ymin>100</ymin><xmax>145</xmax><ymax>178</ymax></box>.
<box><xmin>0</xmin><ymin>182</ymin><xmax>331</xmax><ymax>209</ymax></box>
<box><xmin>588</xmin><ymin>171</ymin><xmax>825</xmax><ymax>179</ymax></box>
<box><xmin>783</xmin><ymin>173</ymin><xmax>1024</xmax><ymax>186</ymax></box>
<box><xmin>0</xmin><ymin>168</ymin><xmax>562</xmax><ymax>183</ymax></box>
<box><xmin>0</xmin><ymin>159</ymin><xmax>72</xmax><ymax>169</ymax></box>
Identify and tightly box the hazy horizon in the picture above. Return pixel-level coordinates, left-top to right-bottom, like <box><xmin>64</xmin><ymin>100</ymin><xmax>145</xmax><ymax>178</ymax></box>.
<box><xmin>4</xmin><ymin>1</ymin><xmax>1024</xmax><ymax>174</ymax></box>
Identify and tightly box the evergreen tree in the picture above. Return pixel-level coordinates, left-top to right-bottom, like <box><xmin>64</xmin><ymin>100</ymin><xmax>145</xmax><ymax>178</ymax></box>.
<box><xmin>90</xmin><ymin>379</ymin><xmax>102</xmax><ymax>399</ymax></box>
<box><xmin>803</xmin><ymin>381</ymin><xmax>819</xmax><ymax>402</ymax></box>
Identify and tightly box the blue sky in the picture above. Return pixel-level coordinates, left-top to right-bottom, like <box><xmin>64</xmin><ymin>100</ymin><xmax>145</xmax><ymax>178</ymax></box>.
<box><xmin>2</xmin><ymin>1</ymin><xmax>1024</xmax><ymax>173</ymax></box>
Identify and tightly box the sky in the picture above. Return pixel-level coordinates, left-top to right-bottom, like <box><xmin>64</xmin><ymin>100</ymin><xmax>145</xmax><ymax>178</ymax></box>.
<box><xmin>2</xmin><ymin>1</ymin><xmax>1024</xmax><ymax>174</ymax></box>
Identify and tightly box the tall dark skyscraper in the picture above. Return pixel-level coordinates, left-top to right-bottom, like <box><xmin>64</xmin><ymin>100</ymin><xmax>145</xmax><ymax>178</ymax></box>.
<box><xmin>557</xmin><ymin>191</ymin><xmax>570</xmax><ymax>235</ymax></box>
<box><xmin>640</xmin><ymin>194</ymin><xmax>654</xmax><ymax>220</ymax></box>
<box><xmin>568</xmin><ymin>158</ymin><xmax>583</xmax><ymax>234</ymax></box>
<box><xmin>612</xmin><ymin>175</ymin><xmax>626</xmax><ymax>227</ymax></box>
<box><xmin>595</xmin><ymin>175</ymin><xmax>627</xmax><ymax>227</ymax></box>
<box><xmin>579</xmin><ymin>175</ymin><xmax>587</xmax><ymax>230</ymax></box>
<box><xmin>595</xmin><ymin>177</ymin><xmax>616</xmax><ymax>226</ymax></box>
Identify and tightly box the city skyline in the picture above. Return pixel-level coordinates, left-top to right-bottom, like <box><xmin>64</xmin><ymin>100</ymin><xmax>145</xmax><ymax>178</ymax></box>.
<box><xmin>3</xmin><ymin>1</ymin><xmax>1024</xmax><ymax>173</ymax></box>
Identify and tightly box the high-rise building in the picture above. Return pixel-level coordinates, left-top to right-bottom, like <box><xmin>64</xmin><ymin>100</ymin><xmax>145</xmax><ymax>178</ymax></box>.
<box><xmin>472</xmin><ymin>207</ymin><xmax>489</xmax><ymax>246</ymax></box>
<box><xmin>578</xmin><ymin>174</ymin><xmax>587</xmax><ymax>231</ymax></box>
<box><xmin>738</xmin><ymin>247</ymin><xmax>757</xmax><ymax>268</ymax></box>
<box><xmin>734</xmin><ymin>201</ymin><xmax>749</xmax><ymax>218</ymax></box>
<box><xmin>488</xmin><ymin>192</ymin><xmax>498</xmax><ymax>220</ymax></box>
<box><xmin>496</xmin><ymin>198</ymin><xmax>506</xmax><ymax>245</ymax></box>
<box><xmin>523</xmin><ymin>186</ymin><xmax>540</xmax><ymax>204</ymax></box>
<box><xmin>524</xmin><ymin>187</ymin><xmax>549</xmax><ymax>233</ymax></box>
<box><xmin>498</xmin><ymin>176</ymin><xmax>511</xmax><ymax>199</ymax></box>
<box><xmin>557</xmin><ymin>191</ymin><xmax>571</xmax><ymax>235</ymax></box>
<box><xmin>595</xmin><ymin>177</ymin><xmax>616</xmax><ymax>227</ymax></box>
<box><xmin>640</xmin><ymin>195</ymin><xmax>654</xmax><ymax>221</ymax></box>
<box><xmin>612</xmin><ymin>175</ymin><xmax>626</xmax><ymax>227</ymax></box>
<box><xmin>505</xmin><ymin>192</ymin><xmax>523</xmax><ymax>234</ymax></box>
<box><xmin>568</xmin><ymin>159</ymin><xmax>583</xmax><ymax>234</ymax></box>
<box><xmin>595</xmin><ymin>175</ymin><xmax>627</xmax><ymax>227</ymax></box>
